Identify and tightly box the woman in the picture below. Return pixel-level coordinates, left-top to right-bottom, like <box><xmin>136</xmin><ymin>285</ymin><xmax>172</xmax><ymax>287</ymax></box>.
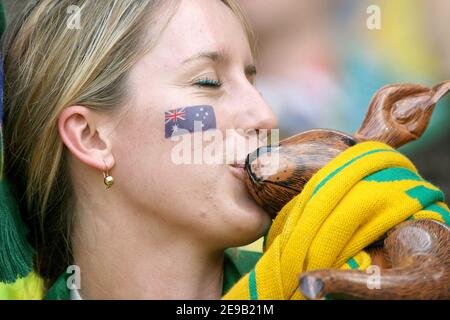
<box><xmin>2</xmin><ymin>0</ymin><xmax>277</xmax><ymax>299</ymax></box>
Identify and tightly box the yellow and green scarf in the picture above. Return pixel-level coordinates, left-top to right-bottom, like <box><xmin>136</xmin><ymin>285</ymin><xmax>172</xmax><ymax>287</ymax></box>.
<box><xmin>223</xmin><ymin>141</ymin><xmax>448</xmax><ymax>300</ymax></box>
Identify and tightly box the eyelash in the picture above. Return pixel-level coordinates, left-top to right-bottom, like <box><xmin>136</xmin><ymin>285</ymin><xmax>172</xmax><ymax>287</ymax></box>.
<box><xmin>194</xmin><ymin>77</ymin><xmax>222</xmax><ymax>88</ymax></box>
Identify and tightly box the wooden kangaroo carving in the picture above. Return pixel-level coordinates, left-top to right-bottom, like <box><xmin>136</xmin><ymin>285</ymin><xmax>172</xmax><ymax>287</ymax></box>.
<box><xmin>244</xmin><ymin>81</ymin><xmax>450</xmax><ymax>299</ymax></box>
<box><xmin>299</xmin><ymin>219</ymin><xmax>450</xmax><ymax>300</ymax></box>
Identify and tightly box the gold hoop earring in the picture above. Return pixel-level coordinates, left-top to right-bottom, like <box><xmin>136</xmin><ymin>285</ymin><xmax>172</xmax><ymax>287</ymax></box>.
<box><xmin>103</xmin><ymin>161</ymin><xmax>114</xmax><ymax>189</ymax></box>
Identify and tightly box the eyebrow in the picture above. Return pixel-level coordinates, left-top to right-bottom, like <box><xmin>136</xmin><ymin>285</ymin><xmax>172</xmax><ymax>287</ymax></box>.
<box><xmin>181</xmin><ymin>51</ymin><xmax>222</xmax><ymax>64</ymax></box>
<box><xmin>181</xmin><ymin>50</ymin><xmax>257</xmax><ymax>76</ymax></box>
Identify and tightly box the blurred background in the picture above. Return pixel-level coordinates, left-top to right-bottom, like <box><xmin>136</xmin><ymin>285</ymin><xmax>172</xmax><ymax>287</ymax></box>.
<box><xmin>3</xmin><ymin>1</ymin><xmax>449</xmax><ymax>252</ymax></box>
<box><xmin>235</xmin><ymin>0</ymin><xmax>450</xmax><ymax>191</ymax></box>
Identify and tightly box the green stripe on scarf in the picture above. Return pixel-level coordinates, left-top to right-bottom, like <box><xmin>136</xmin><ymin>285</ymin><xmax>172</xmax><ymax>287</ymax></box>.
<box><xmin>405</xmin><ymin>185</ymin><xmax>445</xmax><ymax>207</ymax></box>
<box><xmin>311</xmin><ymin>149</ymin><xmax>397</xmax><ymax>198</ymax></box>
<box><xmin>423</xmin><ymin>203</ymin><xmax>450</xmax><ymax>225</ymax></box>
<box><xmin>346</xmin><ymin>258</ymin><xmax>359</xmax><ymax>269</ymax></box>
<box><xmin>363</xmin><ymin>167</ymin><xmax>424</xmax><ymax>182</ymax></box>
<box><xmin>248</xmin><ymin>270</ymin><xmax>258</xmax><ymax>300</ymax></box>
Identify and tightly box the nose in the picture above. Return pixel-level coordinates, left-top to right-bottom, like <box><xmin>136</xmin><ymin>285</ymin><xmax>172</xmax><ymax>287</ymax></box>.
<box><xmin>232</xmin><ymin>82</ymin><xmax>278</xmax><ymax>133</ymax></box>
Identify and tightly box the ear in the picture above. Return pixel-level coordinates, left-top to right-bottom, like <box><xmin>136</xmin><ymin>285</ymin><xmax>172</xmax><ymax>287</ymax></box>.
<box><xmin>58</xmin><ymin>106</ymin><xmax>115</xmax><ymax>171</ymax></box>
<box><xmin>354</xmin><ymin>81</ymin><xmax>450</xmax><ymax>149</ymax></box>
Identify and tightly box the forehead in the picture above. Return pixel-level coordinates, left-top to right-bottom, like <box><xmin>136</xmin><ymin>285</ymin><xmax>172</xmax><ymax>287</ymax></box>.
<box><xmin>147</xmin><ymin>0</ymin><xmax>252</xmax><ymax>67</ymax></box>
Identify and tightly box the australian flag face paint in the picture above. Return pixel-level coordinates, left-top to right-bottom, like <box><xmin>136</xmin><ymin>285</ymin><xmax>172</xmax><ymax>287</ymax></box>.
<box><xmin>165</xmin><ymin>105</ymin><xmax>217</xmax><ymax>138</ymax></box>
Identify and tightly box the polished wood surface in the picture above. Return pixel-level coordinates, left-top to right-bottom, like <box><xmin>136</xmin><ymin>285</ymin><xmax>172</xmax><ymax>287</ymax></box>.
<box><xmin>245</xmin><ymin>129</ymin><xmax>356</xmax><ymax>217</ymax></box>
<box><xmin>355</xmin><ymin>81</ymin><xmax>450</xmax><ymax>148</ymax></box>
<box><xmin>243</xmin><ymin>81</ymin><xmax>450</xmax><ymax>299</ymax></box>
<box><xmin>245</xmin><ymin>81</ymin><xmax>450</xmax><ymax>217</ymax></box>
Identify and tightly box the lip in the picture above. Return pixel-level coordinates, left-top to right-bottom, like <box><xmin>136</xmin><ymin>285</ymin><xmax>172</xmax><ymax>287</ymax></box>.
<box><xmin>228</xmin><ymin>163</ymin><xmax>247</xmax><ymax>182</ymax></box>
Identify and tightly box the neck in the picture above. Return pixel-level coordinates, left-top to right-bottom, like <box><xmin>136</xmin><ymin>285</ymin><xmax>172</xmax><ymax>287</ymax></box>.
<box><xmin>71</xmin><ymin>190</ymin><xmax>224</xmax><ymax>300</ymax></box>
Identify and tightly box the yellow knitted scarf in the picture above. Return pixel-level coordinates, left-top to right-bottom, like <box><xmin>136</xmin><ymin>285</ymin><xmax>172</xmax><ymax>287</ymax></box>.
<box><xmin>222</xmin><ymin>141</ymin><xmax>449</xmax><ymax>300</ymax></box>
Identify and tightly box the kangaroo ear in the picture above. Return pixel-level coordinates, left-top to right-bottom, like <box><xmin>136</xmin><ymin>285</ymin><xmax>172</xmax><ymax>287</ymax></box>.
<box><xmin>431</xmin><ymin>81</ymin><xmax>450</xmax><ymax>104</ymax></box>
<box><xmin>354</xmin><ymin>81</ymin><xmax>450</xmax><ymax>149</ymax></box>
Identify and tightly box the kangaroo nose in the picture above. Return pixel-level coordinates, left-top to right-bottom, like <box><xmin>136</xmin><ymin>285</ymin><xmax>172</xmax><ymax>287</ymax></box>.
<box><xmin>245</xmin><ymin>146</ymin><xmax>279</xmax><ymax>182</ymax></box>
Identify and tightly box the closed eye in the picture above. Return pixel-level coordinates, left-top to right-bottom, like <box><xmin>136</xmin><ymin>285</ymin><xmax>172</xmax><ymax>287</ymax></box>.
<box><xmin>194</xmin><ymin>77</ymin><xmax>222</xmax><ymax>88</ymax></box>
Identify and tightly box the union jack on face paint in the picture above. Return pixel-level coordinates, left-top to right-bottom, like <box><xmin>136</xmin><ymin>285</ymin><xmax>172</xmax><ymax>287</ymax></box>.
<box><xmin>164</xmin><ymin>105</ymin><xmax>217</xmax><ymax>138</ymax></box>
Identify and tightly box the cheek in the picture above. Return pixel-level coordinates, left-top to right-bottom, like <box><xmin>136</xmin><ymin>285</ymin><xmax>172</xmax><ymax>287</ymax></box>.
<box><xmin>111</xmin><ymin>104</ymin><xmax>221</xmax><ymax>209</ymax></box>
<box><xmin>109</xmin><ymin>100</ymin><xmax>265</xmax><ymax>241</ymax></box>
<box><xmin>111</xmin><ymin>105</ymin><xmax>167</xmax><ymax>194</ymax></box>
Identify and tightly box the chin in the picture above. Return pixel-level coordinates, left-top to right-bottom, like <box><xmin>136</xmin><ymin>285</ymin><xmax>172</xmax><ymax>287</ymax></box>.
<box><xmin>213</xmin><ymin>168</ymin><xmax>272</xmax><ymax>247</ymax></box>
<box><xmin>224</xmin><ymin>205</ymin><xmax>272</xmax><ymax>248</ymax></box>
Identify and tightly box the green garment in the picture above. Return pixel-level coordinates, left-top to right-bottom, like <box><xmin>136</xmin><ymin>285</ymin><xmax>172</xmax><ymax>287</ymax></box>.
<box><xmin>45</xmin><ymin>249</ymin><xmax>262</xmax><ymax>300</ymax></box>
<box><xmin>0</xmin><ymin>1</ymin><xmax>5</xmax><ymax>37</ymax></box>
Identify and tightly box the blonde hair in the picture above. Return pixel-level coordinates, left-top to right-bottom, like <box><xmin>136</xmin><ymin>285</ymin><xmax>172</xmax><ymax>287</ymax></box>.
<box><xmin>2</xmin><ymin>0</ymin><xmax>254</xmax><ymax>286</ymax></box>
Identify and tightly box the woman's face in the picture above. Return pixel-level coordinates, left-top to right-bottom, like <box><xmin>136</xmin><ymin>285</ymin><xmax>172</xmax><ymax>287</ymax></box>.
<box><xmin>109</xmin><ymin>0</ymin><xmax>277</xmax><ymax>248</ymax></box>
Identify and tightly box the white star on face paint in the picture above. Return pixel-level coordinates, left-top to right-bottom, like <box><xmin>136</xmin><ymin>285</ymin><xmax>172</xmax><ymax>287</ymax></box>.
<box><xmin>172</xmin><ymin>124</ymin><xmax>179</xmax><ymax>133</ymax></box>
